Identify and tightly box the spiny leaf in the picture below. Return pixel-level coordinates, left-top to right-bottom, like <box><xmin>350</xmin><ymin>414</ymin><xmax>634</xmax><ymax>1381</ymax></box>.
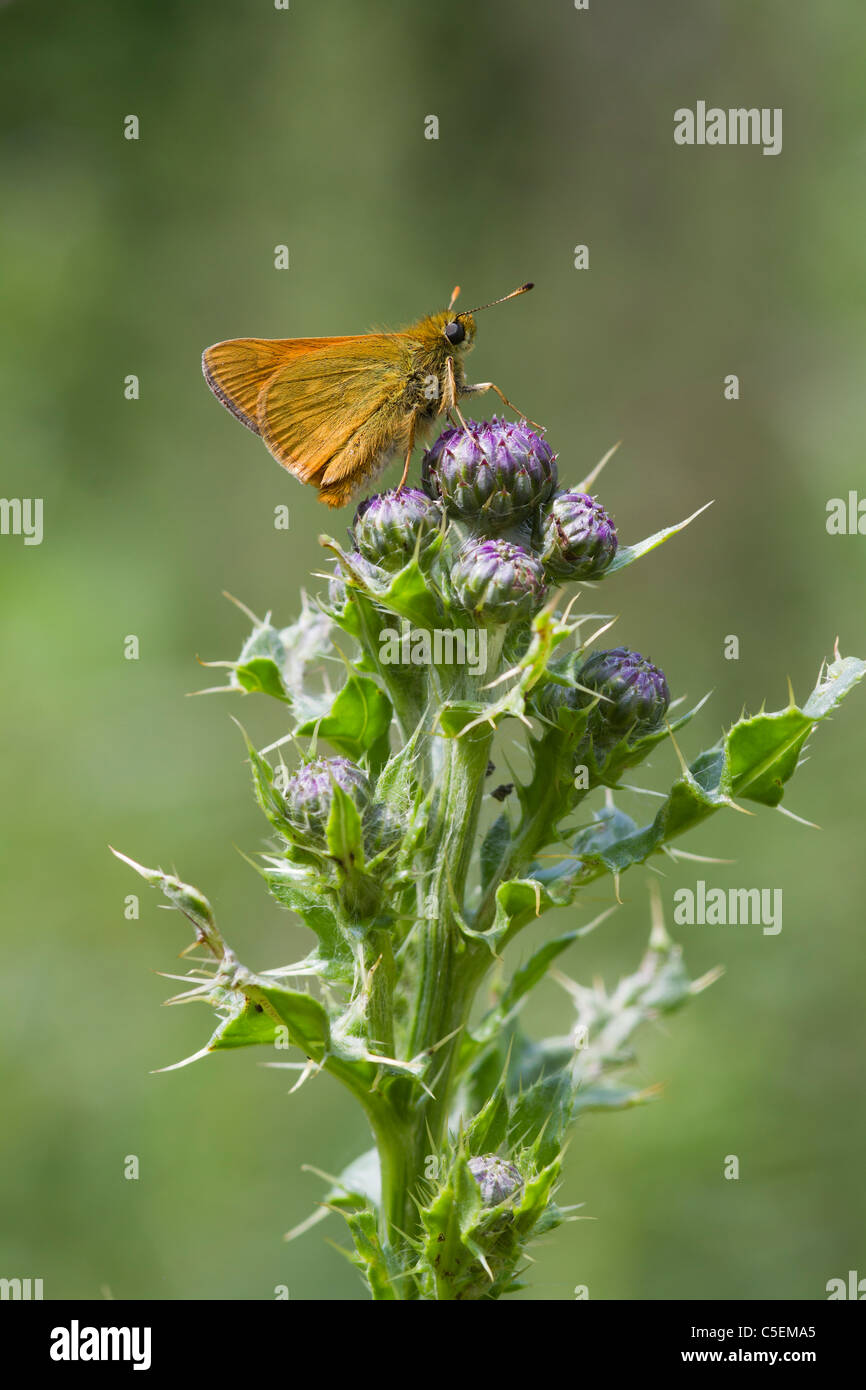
<box><xmin>298</xmin><ymin>673</ymin><xmax>392</xmax><ymax>765</ymax></box>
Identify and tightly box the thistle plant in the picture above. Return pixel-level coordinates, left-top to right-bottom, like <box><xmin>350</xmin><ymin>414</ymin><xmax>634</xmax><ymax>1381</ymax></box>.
<box><xmin>114</xmin><ymin>417</ymin><xmax>865</xmax><ymax>1300</ymax></box>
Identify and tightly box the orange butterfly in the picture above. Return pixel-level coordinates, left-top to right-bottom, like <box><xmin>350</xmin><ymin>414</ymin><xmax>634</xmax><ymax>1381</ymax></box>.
<box><xmin>202</xmin><ymin>284</ymin><xmax>534</xmax><ymax>508</ymax></box>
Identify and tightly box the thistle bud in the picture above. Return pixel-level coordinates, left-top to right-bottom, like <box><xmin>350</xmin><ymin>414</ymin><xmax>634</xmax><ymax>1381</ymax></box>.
<box><xmin>352</xmin><ymin>489</ymin><xmax>441</xmax><ymax>571</ymax></box>
<box><xmin>540</xmin><ymin>490</ymin><xmax>618</xmax><ymax>581</ymax></box>
<box><xmin>421</xmin><ymin>417</ymin><xmax>557</xmax><ymax>529</ymax></box>
<box><xmin>468</xmin><ymin>1155</ymin><xmax>523</xmax><ymax>1207</ymax></box>
<box><xmin>328</xmin><ymin>550</ymin><xmax>382</xmax><ymax>607</ymax></box>
<box><xmin>576</xmin><ymin>646</ymin><xmax>670</xmax><ymax>739</ymax></box>
<box><xmin>451</xmin><ymin>537</ymin><xmax>547</xmax><ymax>625</ymax></box>
<box><xmin>282</xmin><ymin>757</ymin><xmax>371</xmax><ymax>845</ymax></box>
<box><xmin>530</xmin><ymin>676</ymin><xmax>584</xmax><ymax>724</ymax></box>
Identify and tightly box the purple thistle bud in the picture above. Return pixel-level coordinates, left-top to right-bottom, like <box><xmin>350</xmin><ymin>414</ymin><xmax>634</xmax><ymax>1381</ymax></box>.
<box><xmin>576</xmin><ymin>646</ymin><xmax>670</xmax><ymax>739</ymax></box>
<box><xmin>282</xmin><ymin>757</ymin><xmax>371</xmax><ymax>844</ymax></box>
<box><xmin>540</xmin><ymin>490</ymin><xmax>618</xmax><ymax>581</ymax></box>
<box><xmin>451</xmin><ymin>537</ymin><xmax>547</xmax><ymax>625</ymax></box>
<box><xmin>468</xmin><ymin>1155</ymin><xmax>523</xmax><ymax>1207</ymax></box>
<box><xmin>352</xmin><ymin>489</ymin><xmax>441</xmax><ymax>571</ymax></box>
<box><xmin>421</xmin><ymin>417</ymin><xmax>557</xmax><ymax>529</ymax></box>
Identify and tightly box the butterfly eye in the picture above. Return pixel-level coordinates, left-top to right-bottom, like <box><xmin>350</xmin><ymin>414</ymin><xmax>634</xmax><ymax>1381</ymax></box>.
<box><xmin>444</xmin><ymin>320</ymin><xmax>465</xmax><ymax>345</ymax></box>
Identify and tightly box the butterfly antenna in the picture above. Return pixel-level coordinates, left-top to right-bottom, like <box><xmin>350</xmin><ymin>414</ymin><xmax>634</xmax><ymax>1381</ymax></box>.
<box><xmin>447</xmin><ymin>284</ymin><xmax>461</xmax><ymax>312</ymax></box>
<box><xmin>457</xmin><ymin>282</ymin><xmax>534</xmax><ymax>318</ymax></box>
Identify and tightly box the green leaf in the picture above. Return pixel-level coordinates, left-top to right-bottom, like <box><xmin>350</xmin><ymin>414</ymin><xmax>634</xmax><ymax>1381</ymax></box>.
<box><xmin>479</xmin><ymin>813</ymin><xmax>511</xmax><ymax>894</ymax></box>
<box><xmin>225</xmin><ymin>593</ymin><xmax>335</xmax><ymax>719</ymax></box>
<box><xmin>326</xmin><ymin>778</ymin><xmax>365</xmax><ymax>871</ymax></box>
<box><xmin>200</xmin><ymin>981</ymin><xmax>333</xmax><ymax>1061</ymax></box>
<box><xmin>298</xmin><ymin>674</ymin><xmax>392</xmax><ymax>764</ymax></box>
<box><xmin>378</xmin><ymin>557</ymin><xmax>444</xmax><ymax>630</ymax></box>
<box><xmin>261</xmin><ymin>865</ymin><xmax>353</xmax><ymax>975</ymax></box>
<box><xmin>208</xmin><ymin>997</ymin><xmax>281</xmax><ymax>1050</ymax></box>
<box><xmin>343</xmin><ymin>1208</ymin><xmax>399</xmax><ymax>1300</ymax></box>
<box><xmin>507</xmin><ymin>1071</ymin><xmax>573</xmax><ymax>1165</ymax></box>
<box><xmin>324</xmin><ymin>1147</ymin><xmax>381</xmax><ymax>1212</ymax></box>
<box><xmin>234</xmin><ymin>656</ymin><xmax>291</xmax><ymax>702</ymax></box>
<box><xmin>465</xmin><ymin>1076</ymin><xmax>509</xmax><ymax>1154</ymax></box>
<box><xmin>256</xmin><ymin>984</ymin><xmax>332</xmax><ymax>1059</ymax></box>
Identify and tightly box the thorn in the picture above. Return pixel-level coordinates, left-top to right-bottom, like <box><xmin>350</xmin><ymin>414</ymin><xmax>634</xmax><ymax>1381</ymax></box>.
<box><xmin>647</xmin><ymin>877</ymin><xmax>670</xmax><ymax>949</ymax></box>
<box><xmin>776</xmin><ymin>804</ymin><xmax>821</xmax><ymax>830</ymax></box>
<box><xmin>663</xmin><ymin>847</ymin><xmax>736</xmax><ymax>865</ymax></box>
<box><xmin>283</xmin><ymin>1205</ymin><xmax>331</xmax><ymax>1243</ymax></box>
<box><xmin>575</xmin><ymin>904</ymin><xmax>618</xmax><ymax>937</ymax></box>
<box><xmin>581</xmin><ymin>615</ymin><xmax>619</xmax><ymax>653</ymax></box>
<box><xmin>664</xmin><ymin>719</ymin><xmax>690</xmax><ymax>776</ymax></box>
<box><xmin>786</xmin><ymin>674</ymin><xmax>796</xmax><ymax>708</ymax></box>
<box><xmin>222</xmin><ymin>591</ymin><xmax>263</xmax><ymax>626</ymax></box>
<box><xmin>578</xmin><ymin>438</ymin><xmax>621</xmax><ymax>492</ymax></box>
<box><xmin>560</xmin><ymin>590</ymin><xmax>582</xmax><ymax>625</ymax></box>
<box><xmin>423</xmin><ymin>1025</ymin><xmax>463</xmax><ymax>1057</ymax></box>
<box><xmin>691</xmin><ymin>964</ymin><xmax>725</xmax><ymax>994</ymax></box>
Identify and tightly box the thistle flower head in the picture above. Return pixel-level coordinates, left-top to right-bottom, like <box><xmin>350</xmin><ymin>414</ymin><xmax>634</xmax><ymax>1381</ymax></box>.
<box><xmin>450</xmin><ymin>537</ymin><xmax>547</xmax><ymax>625</ymax></box>
<box><xmin>282</xmin><ymin>756</ymin><xmax>371</xmax><ymax>845</ymax></box>
<box><xmin>421</xmin><ymin>417</ymin><xmax>557</xmax><ymax>529</ymax></box>
<box><xmin>468</xmin><ymin>1155</ymin><xmax>524</xmax><ymax>1207</ymax></box>
<box><xmin>540</xmin><ymin>490</ymin><xmax>618</xmax><ymax>581</ymax></box>
<box><xmin>576</xmin><ymin>646</ymin><xmax>670</xmax><ymax>738</ymax></box>
<box><xmin>352</xmin><ymin>488</ymin><xmax>441</xmax><ymax>571</ymax></box>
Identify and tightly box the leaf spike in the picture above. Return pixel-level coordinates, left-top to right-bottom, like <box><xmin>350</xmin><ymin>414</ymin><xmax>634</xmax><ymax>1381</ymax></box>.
<box><xmin>283</xmin><ymin>1205</ymin><xmax>331</xmax><ymax>1243</ymax></box>
<box><xmin>664</xmin><ymin>719</ymin><xmax>690</xmax><ymax>776</ymax></box>
<box><xmin>578</xmin><ymin>437</ymin><xmax>622</xmax><ymax>492</ymax></box>
<box><xmin>691</xmin><ymin>964</ymin><xmax>725</xmax><ymax>994</ymax></box>
<box><xmin>776</xmin><ymin>804</ymin><xmax>820</xmax><ymax>829</ymax></box>
<box><xmin>222</xmin><ymin>590</ymin><xmax>264</xmax><ymax>626</ymax></box>
<box><xmin>786</xmin><ymin>674</ymin><xmax>797</xmax><ymax>709</ymax></box>
<box><xmin>647</xmin><ymin>877</ymin><xmax>672</xmax><ymax>950</ymax></box>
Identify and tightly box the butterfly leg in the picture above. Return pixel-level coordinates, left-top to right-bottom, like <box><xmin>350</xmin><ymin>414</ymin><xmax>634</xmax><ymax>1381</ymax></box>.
<box><xmin>396</xmin><ymin>414</ymin><xmax>417</xmax><ymax>494</ymax></box>
<box><xmin>462</xmin><ymin>381</ymin><xmax>543</xmax><ymax>432</ymax></box>
<box><xmin>444</xmin><ymin>356</ymin><xmax>470</xmax><ymax>431</ymax></box>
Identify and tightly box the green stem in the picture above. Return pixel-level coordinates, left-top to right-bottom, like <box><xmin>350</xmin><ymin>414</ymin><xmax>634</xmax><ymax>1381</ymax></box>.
<box><xmin>377</xmin><ymin>718</ymin><xmax>495</xmax><ymax>1258</ymax></box>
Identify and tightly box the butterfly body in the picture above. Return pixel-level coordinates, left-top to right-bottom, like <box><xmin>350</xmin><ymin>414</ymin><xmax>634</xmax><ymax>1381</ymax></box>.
<box><xmin>202</xmin><ymin>285</ymin><xmax>532</xmax><ymax>507</ymax></box>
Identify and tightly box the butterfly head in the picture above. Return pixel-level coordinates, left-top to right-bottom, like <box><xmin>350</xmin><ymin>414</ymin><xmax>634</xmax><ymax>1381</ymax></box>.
<box><xmin>442</xmin><ymin>310</ymin><xmax>477</xmax><ymax>352</ymax></box>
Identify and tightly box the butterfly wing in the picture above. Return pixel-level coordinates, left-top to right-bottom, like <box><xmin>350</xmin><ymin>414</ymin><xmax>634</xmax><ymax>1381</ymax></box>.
<box><xmin>202</xmin><ymin>336</ymin><xmax>362</xmax><ymax>435</ymax></box>
<box><xmin>257</xmin><ymin>338</ymin><xmax>409</xmax><ymax>492</ymax></box>
<box><xmin>202</xmin><ymin>332</ymin><xmax>428</xmax><ymax>506</ymax></box>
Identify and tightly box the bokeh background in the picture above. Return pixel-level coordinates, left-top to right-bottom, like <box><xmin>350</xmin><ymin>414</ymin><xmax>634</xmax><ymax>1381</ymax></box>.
<box><xmin>2</xmin><ymin>0</ymin><xmax>864</xmax><ymax>1300</ymax></box>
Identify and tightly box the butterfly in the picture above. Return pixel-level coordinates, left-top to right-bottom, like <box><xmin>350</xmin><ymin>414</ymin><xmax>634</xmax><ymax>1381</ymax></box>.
<box><xmin>202</xmin><ymin>283</ymin><xmax>534</xmax><ymax>507</ymax></box>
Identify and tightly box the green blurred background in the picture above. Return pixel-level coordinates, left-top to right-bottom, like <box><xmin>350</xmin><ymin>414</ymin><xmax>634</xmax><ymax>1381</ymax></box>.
<box><xmin>2</xmin><ymin>0</ymin><xmax>864</xmax><ymax>1300</ymax></box>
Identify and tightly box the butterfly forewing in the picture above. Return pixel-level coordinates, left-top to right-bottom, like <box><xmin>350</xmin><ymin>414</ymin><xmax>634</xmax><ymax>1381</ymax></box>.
<box><xmin>203</xmin><ymin>333</ymin><xmax>414</xmax><ymax>499</ymax></box>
